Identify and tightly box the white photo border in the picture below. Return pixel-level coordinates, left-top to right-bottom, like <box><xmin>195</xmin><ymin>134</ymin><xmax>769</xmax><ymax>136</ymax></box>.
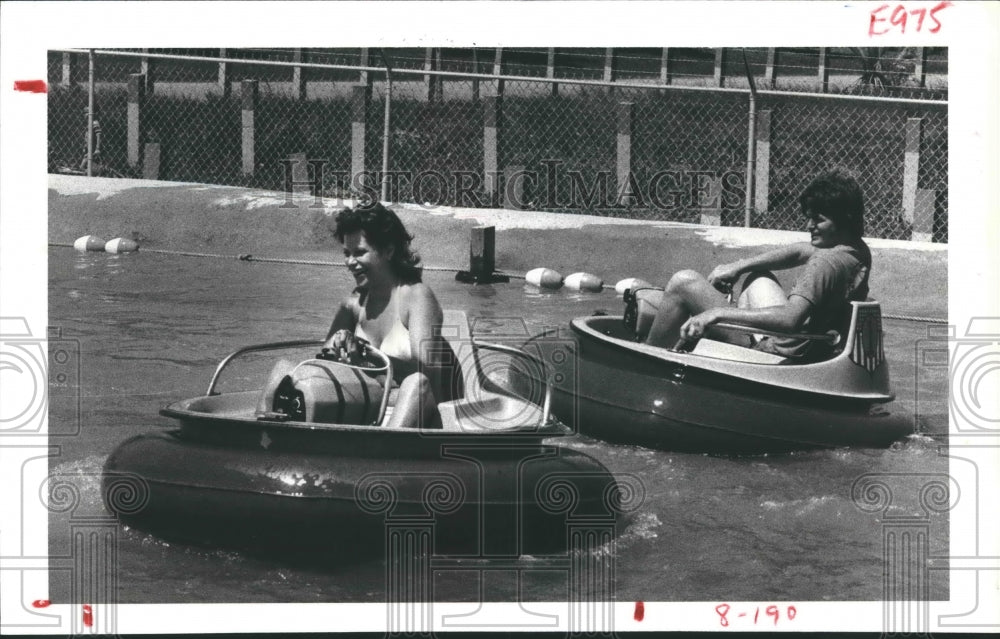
<box><xmin>1</xmin><ymin>0</ymin><xmax>997</xmax><ymax>634</ymax></box>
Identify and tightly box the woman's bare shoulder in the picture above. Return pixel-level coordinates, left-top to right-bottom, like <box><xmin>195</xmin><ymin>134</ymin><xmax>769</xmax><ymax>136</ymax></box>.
<box><xmin>337</xmin><ymin>291</ymin><xmax>363</xmax><ymax>317</ymax></box>
<box><xmin>397</xmin><ymin>282</ymin><xmax>442</xmax><ymax>322</ymax></box>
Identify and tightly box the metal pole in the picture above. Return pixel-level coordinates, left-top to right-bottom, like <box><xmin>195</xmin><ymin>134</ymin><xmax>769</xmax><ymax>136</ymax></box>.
<box><xmin>379</xmin><ymin>50</ymin><xmax>393</xmax><ymax>203</ymax></box>
<box><xmin>86</xmin><ymin>49</ymin><xmax>95</xmax><ymax>177</ymax></box>
<box><xmin>742</xmin><ymin>50</ymin><xmax>758</xmax><ymax>228</ymax></box>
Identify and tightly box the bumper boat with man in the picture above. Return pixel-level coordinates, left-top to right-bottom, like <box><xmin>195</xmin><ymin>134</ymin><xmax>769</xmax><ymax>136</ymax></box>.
<box><xmin>102</xmin><ymin>311</ymin><xmax>625</xmax><ymax>556</ymax></box>
<box><xmin>516</xmin><ymin>288</ymin><xmax>912</xmax><ymax>455</ymax></box>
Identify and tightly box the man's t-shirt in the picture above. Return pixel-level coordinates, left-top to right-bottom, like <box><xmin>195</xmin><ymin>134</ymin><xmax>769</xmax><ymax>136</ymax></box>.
<box><xmin>756</xmin><ymin>242</ymin><xmax>871</xmax><ymax>361</ymax></box>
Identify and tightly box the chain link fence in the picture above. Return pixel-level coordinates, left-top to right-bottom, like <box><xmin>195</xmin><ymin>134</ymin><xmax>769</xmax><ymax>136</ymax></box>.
<box><xmin>48</xmin><ymin>47</ymin><xmax>948</xmax><ymax>242</ymax></box>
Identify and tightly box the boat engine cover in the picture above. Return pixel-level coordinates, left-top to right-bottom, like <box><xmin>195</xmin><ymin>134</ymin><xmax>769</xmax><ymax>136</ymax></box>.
<box><xmin>270</xmin><ymin>360</ymin><xmax>384</xmax><ymax>425</ymax></box>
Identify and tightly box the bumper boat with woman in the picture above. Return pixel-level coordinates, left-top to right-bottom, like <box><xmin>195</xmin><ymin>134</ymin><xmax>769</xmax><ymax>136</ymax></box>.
<box><xmin>517</xmin><ymin>170</ymin><xmax>913</xmax><ymax>454</ymax></box>
<box><xmin>103</xmin><ymin>203</ymin><xmax>623</xmax><ymax>556</ymax></box>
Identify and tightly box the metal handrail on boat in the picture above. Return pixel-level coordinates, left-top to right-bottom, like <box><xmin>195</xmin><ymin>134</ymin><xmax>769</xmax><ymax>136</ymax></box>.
<box><xmin>206</xmin><ymin>337</ymin><xmax>551</xmax><ymax>428</ymax></box>
<box><xmin>208</xmin><ymin>339</ymin><xmax>394</xmax><ymax>425</ymax></box>
<box><xmin>207</xmin><ymin>340</ymin><xmax>325</xmax><ymax>396</ymax></box>
<box><xmin>711</xmin><ymin>323</ymin><xmax>841</xmax><ymax>345</ymax></box>
<box><xmin>673</xmin><ymin>324</ymin><xmax>839</xmax><ymax>353</ymax></box>
<box><xmin>471</xmin><ymin>339</ymin><xmax>554</xmax><ymax>428</ymax></box>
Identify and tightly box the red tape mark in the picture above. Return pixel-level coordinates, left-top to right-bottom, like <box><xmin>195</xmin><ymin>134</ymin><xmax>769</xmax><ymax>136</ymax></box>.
<box><xmin>14</xmin><ymin>80</ymin><xmax>47</xmax><ymax>93</ymax></box>
<box><xmin>31</xmin><ymin>599</ymin><xmax>51</xmax><ymax>608</ymax></box>
<box><xmin>634</xmin><ymin>600</ymin><xmax>645</xmax><ymax>621</ymax></box>
<box><xmin>82</xmin><ymin>604</ymin><xmax>93</xmax><ymax>627</ymax></box>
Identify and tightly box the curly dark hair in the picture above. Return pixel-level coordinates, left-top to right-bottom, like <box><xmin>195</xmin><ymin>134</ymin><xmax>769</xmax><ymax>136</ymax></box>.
<box><xmin>333</xmin><ymin>202</ymin><xmax>422</xmax><ymax>283</ymax></box>
<box><xmin>799</xmin><ymin>169</ymin><xmax>866</xmax><ymax>239</ymax></box>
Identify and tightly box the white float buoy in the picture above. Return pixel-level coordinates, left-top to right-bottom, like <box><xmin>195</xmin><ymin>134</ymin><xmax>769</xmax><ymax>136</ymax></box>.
<box><xmin>525</xmin><ymin>268</ymin><xmax>564</xmax><ymax>289</ymax></box>
<box><xmin>614</xmin><ymin>277</ymin><xmax>653</xmax><ymax>295</ymax></box>
<box><xmin>105</xmin><ymin>238</ymin><xmax>139</xmax><ymax>254</ymax></box>
<box><xmin>73</xmin><ymin>235</ymin><xmax>105</xmax><ymax>252</ymax></box>
<box><xmin>564</xmin><ymin>272</ymin><xmax>604</xmax><ymax>293</ymax></box>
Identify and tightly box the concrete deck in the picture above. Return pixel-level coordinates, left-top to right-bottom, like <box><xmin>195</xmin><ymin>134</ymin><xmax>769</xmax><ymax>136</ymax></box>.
<box><xmin>49</xmin><ymin>175</ymin><xmax>946</xmax><ymax>321</ymax></box>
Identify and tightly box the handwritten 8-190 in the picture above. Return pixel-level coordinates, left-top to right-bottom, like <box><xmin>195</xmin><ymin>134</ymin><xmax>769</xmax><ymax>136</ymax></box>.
<box><xmin>869</xmin><ymin>2</ymin><xmax>952</xmax><ymax>37</ymax></box>
<box><xmin>715</xmin><ymin>603</ymin><xmax>797</xmax><ymax>627</ymax></box>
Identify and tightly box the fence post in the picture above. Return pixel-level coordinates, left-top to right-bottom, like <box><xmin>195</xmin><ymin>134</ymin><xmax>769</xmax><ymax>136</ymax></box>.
<box><xmin>435</xmin><ymin>49</ymin><xmax>444</xmax><ymax>101</ymax></box>
<box><xmin>491</xmin><ymin>48</ymin><xmax>505</xmax><ymax>98</ymax></box>
<box><xmin>292</xmin><ymin>48</ymin><xmax>307</xmax><ymax>100</ymax></box>
<box><xmin>127</xmin><ymin>74</ymin><xmax>147</xmax><ymax>169</ymax></box>
<box><xmin>660</xmin><ymin>48</ymin><xmax>671</xmax><ymax>85</ymax></box>
<box><xmin>817</xmin><ymin>47</ymin><xmax>829</xmax><ymax>93</ymax></box>
<box><xmin>218</xmin><ymin>48</ymin><xmax>231</xmax><ymax>99</ymax></box>
<box><xmin>912</xmin><ymin>189</ymin><xmax>936</xmax><ymax>242</ymax></box>
<box><xmin>914</xmin><ymin>47</ymin><xmax>927</xmax><ymax>87</ymax></box>
<box><xmin>140</xmin><ymin>48</ymin><xmax>155</xmax><ymax>94</ymax></box>
<box><xmin>86</xmin><ymin>50</ymin><xmax>95</xmax><ymax>176</ymax></box>
<box><xmin>902</xmin><ymin>117</ymin><xmax>922</xmax><ymax>225</ymax></box>
<box><xmin>764</xmin><ymin>48</ymin><xmax>776</xmax><ymax>88</ymax></box>
<box><xmin>603</xmin><ymin>48</ymin><xmax>615</xmax><ymax>93</ymax></box>
<box><xmin>616</xmin><ymin>101</ymin><xmax>635</xmax><ymax>207</ymax></box>
<box><xmin>143</xmin><ymin>143</ymin><xmax>161</xmax><ymax>180</ymax></box>
<box><xmin>61</xmin><ymin>52</ymin><xmax>77</xmax><ymax>86</ymax></box>
<box><xmin>351</xmin><ymin>85</ymin><xmax>369</xmax><ymax>193</ymax></box>
<box><xmin>504</xmin><ymin>165</ymin><xmax>526</xmax><ymax>210</ymax></box>
<box><xmin>424</xmin><ymin>48</ymin><xmax>441</xmax><ymax>102</ymax></box>
<box><xmin>483</xmin><ymin>95</ymin><xmax>502</xmax><ymax>205</ymax></box>
<box><xmin>698</xmin><ymin>174</ymin><xmax>723</xmax><ymax>226</ymax></box>
<box><xmin>380</xmin><ymin>61</ymin><xmax>393</xmax><ymax>203</ymax></box>
<box><xmin>471</xmin><ymin>48</ymin><xmax>480</xmax><ymax>101</ymax></box>
<box><xmin>359</xmin><ymin>48</ymin><xmax>372</xmax><ymax>89</ymax></box>
<box><xmin>241</xmin><ymin>79</ymin><xmax>258</xmax><ymax>176</ymax></box>
<box><xmin>546</xmin><ymin>48</ymin><xmax>558</xmax><ymax>97</ymax></box>
<box><xmin>754</xmin><ymin>110</ymin><xmax>772</xmax><ymax>216</ymax></box>
<box><xmin>713</xmin><ymin>49</ymin><xmax>725</xmax><ymax>87</ymax></box>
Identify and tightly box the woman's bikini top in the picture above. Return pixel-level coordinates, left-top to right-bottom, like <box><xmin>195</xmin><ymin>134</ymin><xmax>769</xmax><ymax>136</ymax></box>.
<box><xmin>355</xmin><ymin>316</ymin><xmax>412</xmax><ymax>362</ymax></box>
<box><xmin>354</xmin><ymin>290</ymin><xmax>414</xmax><ymax>365</ymax></box>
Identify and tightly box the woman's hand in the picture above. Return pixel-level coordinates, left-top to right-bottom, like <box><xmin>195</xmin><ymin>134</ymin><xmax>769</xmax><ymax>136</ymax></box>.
<box><xmin>322</xmin><ymin>329</ymin><xmax>367</xmax><ymax>364</ymax></box>
<box><xmin>680</xmin><ymin>309</ymin><xmax>720</xmax><ymax>343</ymax></box>
<box><xmin>707</xmin><ymin>263</ymin><xmax>742</xmax><ymax>294</ymax></box>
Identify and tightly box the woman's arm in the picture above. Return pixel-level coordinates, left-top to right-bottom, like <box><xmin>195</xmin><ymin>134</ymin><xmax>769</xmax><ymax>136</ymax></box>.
<box><xmin>326</xmin><ymin>299</ymin><xmax>359</xmax><ymax>339</ymax></box>
<box><xmin>322</xmin><ymin>298</ymin><xmax>362</xmax><ymax>361</ymax></box>
<box><xmin>681</xmin><ymin>296</ymin><xmax>812</xmax><ymax>342</ymax></box>
<box><xmin>402</xmin><ymin>284</ymin><xmax>445</xmax><ymax>369</ymax></box>
<box><xmin>708</xmin><ymin>243</ymin><xmax>815</xmax><ymax>291</ymax></box>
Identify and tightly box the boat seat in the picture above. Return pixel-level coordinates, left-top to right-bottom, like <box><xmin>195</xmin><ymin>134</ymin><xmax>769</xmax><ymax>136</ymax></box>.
<box><xmin>435</xmin><ymin>310</ymin><xmax>542</xmax><ymax>432</ymax></box>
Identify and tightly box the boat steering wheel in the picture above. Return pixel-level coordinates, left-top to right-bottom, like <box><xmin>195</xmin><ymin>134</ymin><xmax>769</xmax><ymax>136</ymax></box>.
<box><xmin>315</xmin><ymin>338</ymin><xmax>390</xmax><ymax>372</ymax></box>
<box><xmin>311</xmin><ymin>342</ymin><xmax>394</xmax><ymax>425</ymax></box>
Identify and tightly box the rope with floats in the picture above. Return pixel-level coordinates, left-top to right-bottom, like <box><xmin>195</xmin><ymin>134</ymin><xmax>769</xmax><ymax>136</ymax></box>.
<box><xmin>49</xmin><ymin>242</ymin><xmax>947</xmax><ymax>324</ymax></box>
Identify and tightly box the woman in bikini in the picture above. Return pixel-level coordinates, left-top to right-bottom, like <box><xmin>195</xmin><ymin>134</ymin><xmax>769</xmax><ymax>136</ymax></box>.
<box><xmin>323</xmin><ymin>201</ymin><xmax>458</xmax><ymax>428</ymax></box>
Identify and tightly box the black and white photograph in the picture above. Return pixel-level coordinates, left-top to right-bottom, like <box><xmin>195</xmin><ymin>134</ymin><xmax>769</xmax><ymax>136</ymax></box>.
<box><xmin>1</xmin><ymin>1</ymin><xmax>997</xmax><ymax>635</ymax></box>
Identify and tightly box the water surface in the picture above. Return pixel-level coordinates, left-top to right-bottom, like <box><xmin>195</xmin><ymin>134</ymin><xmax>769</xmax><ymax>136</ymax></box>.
<box><xmin>48</xmin><ymin>248</ymin><xmax>949</xmax><ymax>603</ymax></box>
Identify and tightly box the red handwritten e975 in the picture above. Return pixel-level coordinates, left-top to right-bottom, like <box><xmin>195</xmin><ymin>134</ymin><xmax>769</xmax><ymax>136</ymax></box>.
<box><xmin>716</xmin><ymin>603</ymin><xmax>797</xmax><ymax>627</ymax></box>
<box><xmin>869</xmin><ymin>2</ymin><xmax>952</xmax><ymax>36</ymax></box>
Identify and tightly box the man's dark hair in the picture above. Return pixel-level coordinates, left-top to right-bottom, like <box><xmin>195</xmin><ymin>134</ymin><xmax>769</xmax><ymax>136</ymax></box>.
<box><xmin>333</xmin><ymin>201</ymin><xmax>422</xmax><ymax>283</ymax></box>
<box><xmin>799</xmin><ymin>169</ymin><xmax>866</xmax><ymax>239</ymax></box>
